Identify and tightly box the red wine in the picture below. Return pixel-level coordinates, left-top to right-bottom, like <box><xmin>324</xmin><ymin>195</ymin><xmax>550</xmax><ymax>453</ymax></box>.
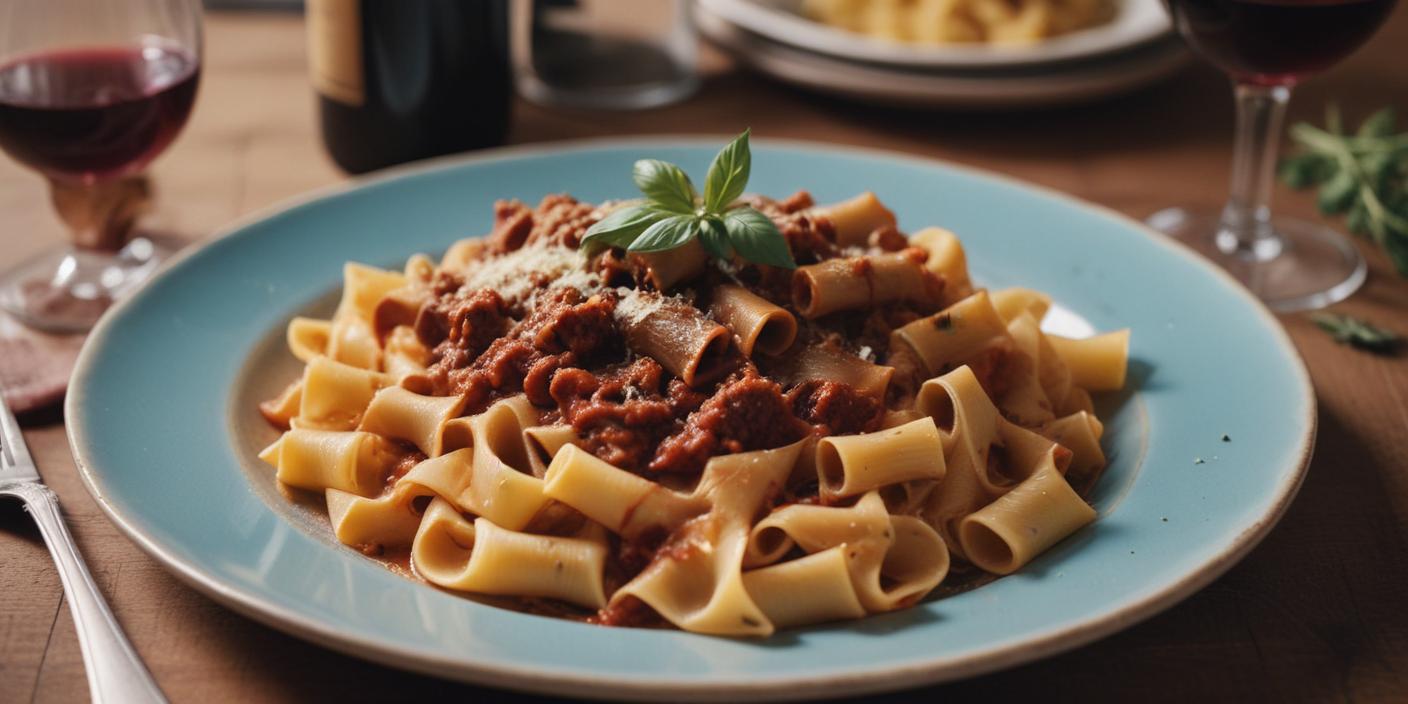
<box><xmin>0</xmin><ymin>46</ymin><xmax>199</xmax><ymax>180</ymax></box>
<box><xmin>308</xmin><ymin>0</ymin><xmax>511</xmax><ymax>174</ymax></box>
<box><xmin>1165</xmin><ymin>0</ymin><xmax>1397</xmax><ymax>85</ymax></box>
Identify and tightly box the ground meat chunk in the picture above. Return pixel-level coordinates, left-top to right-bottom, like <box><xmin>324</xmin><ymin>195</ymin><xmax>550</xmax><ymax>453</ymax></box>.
<box><xmin>776</xmin><ymin>211</ymin><xmax>839</xmax><ymax>265</ymax></box>
<box><xmin>523</xmin><ymin>352</ymin><xmax>576</xmax><ymax>407</ymax></box>
<box><xmin>776</xmin><ymin>190</ymin><xmax>815</xmax><ymax>213</ymax></box>
<box><xmin>786</xmin><ymin>380</ymin><xmax>884</xmax><ymax>436</ymax></box>
<box><xmin>445</xmin><ymin>337</ymin><xmax>537</xmax><ymax>409</ymax></box>
<box><xmin>487</xmin><ymin>200</ymin><xmax>534</xmax><ymax>254</ymax></box>
<box><xmin>446</xmin><ymin>289</ymin><xmax>510</xmax><ymax>353</ymax></box>
<box><xmin>415</xmin><ymin>287</ymin><xmax>509</xmax><ymax>359</ymax></box>
<box><xmin>552</xmin><ymin>358</ymin><xmax>693</xmax><ymax>472</ymax></box>
<box><xmin>522</xmin><ymin>194</ymin><xmax>600</xmax><ymax>249</ymax></box>
<box><xmin>647</xmin><ymin>371</ymin><xmax>807</xmax><ymax>475</ymax></box>
<box><xmin>486</xmin><ymin>194</ymin><xmax>601</xmax><ymax>254</ymax></box>
<box><xmin>868</xmin><ymin>224</ymin><xmax>909</xmax><ymax>251</ymax></box>
<box><xmin>528</xmin><ymin>290</ymin><xmax>618</xmax><ymax>359</ymax></box>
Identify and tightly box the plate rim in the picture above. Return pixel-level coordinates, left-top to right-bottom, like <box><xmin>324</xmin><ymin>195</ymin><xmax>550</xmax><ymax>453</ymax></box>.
<box><xmin>695</xmin><ymin>8</ymin><xmax>1190</xmax><ymax>109</ymax></box>
<box><xmin>697</xmin><ymin>0</ymin><xmax>1175</xmax><ymax>69</ymax></box>
<box><xmin>66</xmin><ymin>136</ymin><xmax>1316</xmax><ymax>701</ymax></box>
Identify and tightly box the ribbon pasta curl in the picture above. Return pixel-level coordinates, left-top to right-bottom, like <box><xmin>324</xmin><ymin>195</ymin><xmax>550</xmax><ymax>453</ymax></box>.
<box><xmin>255</xmin><ymin>189</ymin><xmax>1128</xmax><ymax>636</ymax></box>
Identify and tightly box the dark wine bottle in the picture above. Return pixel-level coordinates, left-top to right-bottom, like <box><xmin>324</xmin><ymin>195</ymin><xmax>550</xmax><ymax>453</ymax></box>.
<box><xmin>307</xmin><ymin>0</ymin><xmax>511</xmax><ymax>174</ymax></box>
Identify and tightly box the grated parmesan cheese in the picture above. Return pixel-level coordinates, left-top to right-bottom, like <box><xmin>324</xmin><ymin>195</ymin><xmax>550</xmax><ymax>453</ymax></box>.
<box><xmin>613</xmin><ymin>287</ymin><xmax>666</xmax><ymax>327</ymax></box>
<box><xmin>552</xmin><ymin>269</ymin><xmax>603</xmax><ymax>296</ymax></box>
<box><xmin>458</xmin><ymin>243</ymin><xmax>588</xmax><ymax>303</ymax></box>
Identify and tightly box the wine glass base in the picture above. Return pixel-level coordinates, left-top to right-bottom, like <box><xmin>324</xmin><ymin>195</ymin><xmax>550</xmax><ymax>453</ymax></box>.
<box><xmin>1147</xmin><ymin>207</ymin><xmax>1366</xmax><ymax>312</ymax></box>
<box><xmin>516</xmin><ymin>75</ymin><xmax>700</xmax><ymax>111</ymax></box>
<box><xmin>0</xmin><ymin>237</ymin><xmax>170</xmax><ymax>334</ymax></box>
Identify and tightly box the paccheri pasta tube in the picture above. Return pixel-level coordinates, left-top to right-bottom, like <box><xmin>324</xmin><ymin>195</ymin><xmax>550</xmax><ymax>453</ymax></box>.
<box><xmin>257</xmin><ymin>188</ymin><xmax>1127</xmax><ymax>636</ymax></box>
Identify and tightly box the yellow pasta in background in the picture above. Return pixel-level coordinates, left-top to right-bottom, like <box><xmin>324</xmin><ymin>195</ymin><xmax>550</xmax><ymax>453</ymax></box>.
<box><xmin>802</xmin><ymin>0</ymin><xmax>1116</xmax><ymax>45</ymax></box>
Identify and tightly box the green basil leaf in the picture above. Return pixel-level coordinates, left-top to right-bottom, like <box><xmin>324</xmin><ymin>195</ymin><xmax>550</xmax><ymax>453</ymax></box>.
<box><xmin>704</xmin><ymin>129</ymin><xmax>752</xmax><ymax>213</ymax></box>
<box><xmin>1357</xmin><ymin>107</ymin><xmax>1396</xmax><ymax>139</ymax></box>
<box><xmin>722</xmin><ymin>207</ymin><xmax>795</xmax><ymax>269</ymax></box>
<box><xmin>698</xmin><ymin>216</ymin><xmax>734</xmax><ymax>260</ymax></box>
<box><xmin>1311</xmin><ymin>312</ymin><xmax>1401</xmax><ymax>353</ymax></box>
<box><xmin>581</xmin><ymin>204</ymin><xmax>671</xmax><ymax>249</ymax></box>
<box><xmin>633</xmin><ymin>159</ymin><xmax>697</xmax><ymax>214</ymax></box>
<box><xmin>627</xmin><ymin>214</ymin><xmax>700</xmax><ymax>253</ymax></box>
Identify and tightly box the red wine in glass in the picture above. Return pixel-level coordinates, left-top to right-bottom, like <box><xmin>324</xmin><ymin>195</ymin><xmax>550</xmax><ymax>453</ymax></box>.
<box><xmin>1164</xmin><ymin>0</ymin><xmax>1397</xmax><ymax>86</ymax></box>
<box><xmin>1149</xmin><ymin>0</ymin><xmax>1397</xmax><ymax>311</ymax></box>
<box><xmin>0</xmin><ymin>0</ymin><xmax>202</xmax><ymax>335</ymax></box>
<box><xmin>0</xmin><ymin>45</ymin><xmax>199</xmax><ymax>181</ymax></box>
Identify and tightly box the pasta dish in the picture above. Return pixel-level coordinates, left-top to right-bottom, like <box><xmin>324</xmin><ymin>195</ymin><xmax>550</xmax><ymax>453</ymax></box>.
<box><xmin>256</xmin><ymin>135</ymin><xmax>1128</xmax><ymax>636</ymax></box>
<box><xmin>801</xmin><ymin>0</ymin><xmax>1117</xmax><ymax>45</ymax></box>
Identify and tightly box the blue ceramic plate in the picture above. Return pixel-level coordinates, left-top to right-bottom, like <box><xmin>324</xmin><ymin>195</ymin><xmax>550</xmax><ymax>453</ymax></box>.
<box><xmin>68</xmin><ymin>139</ymin><xmax>1314</xmax><ymax>701</ymax></box>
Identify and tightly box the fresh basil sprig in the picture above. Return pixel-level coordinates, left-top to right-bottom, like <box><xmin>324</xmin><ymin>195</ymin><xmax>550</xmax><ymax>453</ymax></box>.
<box><xmin>582</xmin><ymin>130</ymin><xmax>797</xmax><ymax>269</ymax></box>
<box><xmin>1280</xmin><ymin>106</ymin><xmax>1408</xmax><ymax>277</ymax></box>
<box><xmin>1311</xmin><ymin>312</ymin><xmax>1401</xmax><ymax>354</ymax></box>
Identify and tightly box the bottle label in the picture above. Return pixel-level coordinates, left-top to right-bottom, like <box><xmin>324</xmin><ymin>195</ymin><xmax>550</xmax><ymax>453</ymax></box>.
<box><xmin>307</xmin><ymin>0</ymin><xmax>364</xmax><ymax>106</ymax></box>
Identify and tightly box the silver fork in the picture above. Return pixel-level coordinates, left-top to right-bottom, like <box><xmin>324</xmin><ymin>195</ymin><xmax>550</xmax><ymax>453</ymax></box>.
<box><xmin>0</xmin><ymin>393</ymin><xmax>166</xmax><ymax>704</ymax></box>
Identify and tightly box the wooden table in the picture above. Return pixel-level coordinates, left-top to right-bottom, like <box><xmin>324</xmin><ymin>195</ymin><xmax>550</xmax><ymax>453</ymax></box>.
<box><xmin>4</xmin><ymin>10</ymin><xmax>1407</xmax><ymax>703</ymax></box>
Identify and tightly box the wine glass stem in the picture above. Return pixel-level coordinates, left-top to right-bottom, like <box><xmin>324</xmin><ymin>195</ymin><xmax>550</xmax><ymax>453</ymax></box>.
<box><xmin>1217</xmin><ymin>82</ymin><xmax>1291</xmax><ymax>261</ymax></box>
<box><xmin>48</xmin><ymin>175</ymin><xmax>152</xmax><ymax>252</ymax></box>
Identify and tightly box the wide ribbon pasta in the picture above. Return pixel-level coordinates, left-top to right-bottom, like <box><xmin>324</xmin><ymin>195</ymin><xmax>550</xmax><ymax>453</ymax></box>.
<box><xmin>254</xmin><ymin>189</ymin><xmax>1129</xmax><ymax>637</ymax></box>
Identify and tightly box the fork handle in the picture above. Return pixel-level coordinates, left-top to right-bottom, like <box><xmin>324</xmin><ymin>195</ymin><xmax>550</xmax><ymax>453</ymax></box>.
<box><xmin>11</xmin><ymin>483</ymin><xmax>167</xmax><ymax>704</ymax></box>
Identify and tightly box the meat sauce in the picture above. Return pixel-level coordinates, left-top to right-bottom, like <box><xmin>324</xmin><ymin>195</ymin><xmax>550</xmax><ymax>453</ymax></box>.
<box><xmin>383</xmin><ymin>193</ymin><xmax>969</xmax><ymax>622</ymax></box>
<box><xmin>406</xmin><ymin>193</ymin><xmax>926</xmax><ymax>479</ymax></box>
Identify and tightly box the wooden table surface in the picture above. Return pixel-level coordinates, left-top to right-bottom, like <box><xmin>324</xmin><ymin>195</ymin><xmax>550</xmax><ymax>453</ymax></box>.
<box><xmin>4</xmin><ymin>9</ymin><xmax>1408</xmax><ymax>704</ymax></box>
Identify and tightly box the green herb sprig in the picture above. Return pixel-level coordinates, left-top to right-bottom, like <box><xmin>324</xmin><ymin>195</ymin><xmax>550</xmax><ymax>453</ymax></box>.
<box><xmin>582</xmin><ymin>130</ymin><xmax>797</xmax><ymax>269</ymax></box>
<box><xmin>1311</xmin><ymin>312</ymin><xmax>1402</xmax><ymax>354</ymax></box>
<box><xmin>1280</xmin><ymin>106</ymin><xmax>1408</xmax><ymax>276</ymax></box>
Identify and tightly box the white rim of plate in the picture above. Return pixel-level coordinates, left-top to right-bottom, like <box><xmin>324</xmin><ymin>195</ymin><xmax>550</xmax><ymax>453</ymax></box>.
<box><xmin>697</xmin><ymin>0</ymin><xmax>1174</xmax><ymax>69</ymax></box>
<box><xmin>67</xmin><ymin>137</ymin><xmax>1315</xmax><ymax>702</ymax></box>
<box><xmin>697</xmin><ymin>9</ymin><xmax>1190</xmax><ymax>108</ymax></box>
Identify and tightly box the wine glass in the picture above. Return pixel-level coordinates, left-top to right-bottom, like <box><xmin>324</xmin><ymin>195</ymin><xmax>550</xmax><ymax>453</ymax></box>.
<box><xmin>0</xmin><ymin>0</ymin><xmax>202</xmax><ymax>332</ymax></box>
<box><xmin>511</xmin><ymin>0</ymin><xmax>699</xmax><ymax>110</ymax></box>
<box><xmin>1148</xmin><ymin>0</ymin><xmax>1397</xmax><ymax>311</ymax></box>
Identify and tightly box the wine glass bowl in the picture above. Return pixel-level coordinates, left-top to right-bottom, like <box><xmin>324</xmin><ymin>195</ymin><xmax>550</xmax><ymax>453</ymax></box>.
<box><xmin>1149</xmin><ymin>0</ymin><xmax>1397</xmax><ymax>311</ymax></box>
<box><xmin>1165</xmin><ymin>0</ymin><xmax>1396</xmax><ymax>86</ymax></box>
<box><xmin>0</xmin><ymin>0</ymin><xmax>201</xmax><ymax>332</ymax></box>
